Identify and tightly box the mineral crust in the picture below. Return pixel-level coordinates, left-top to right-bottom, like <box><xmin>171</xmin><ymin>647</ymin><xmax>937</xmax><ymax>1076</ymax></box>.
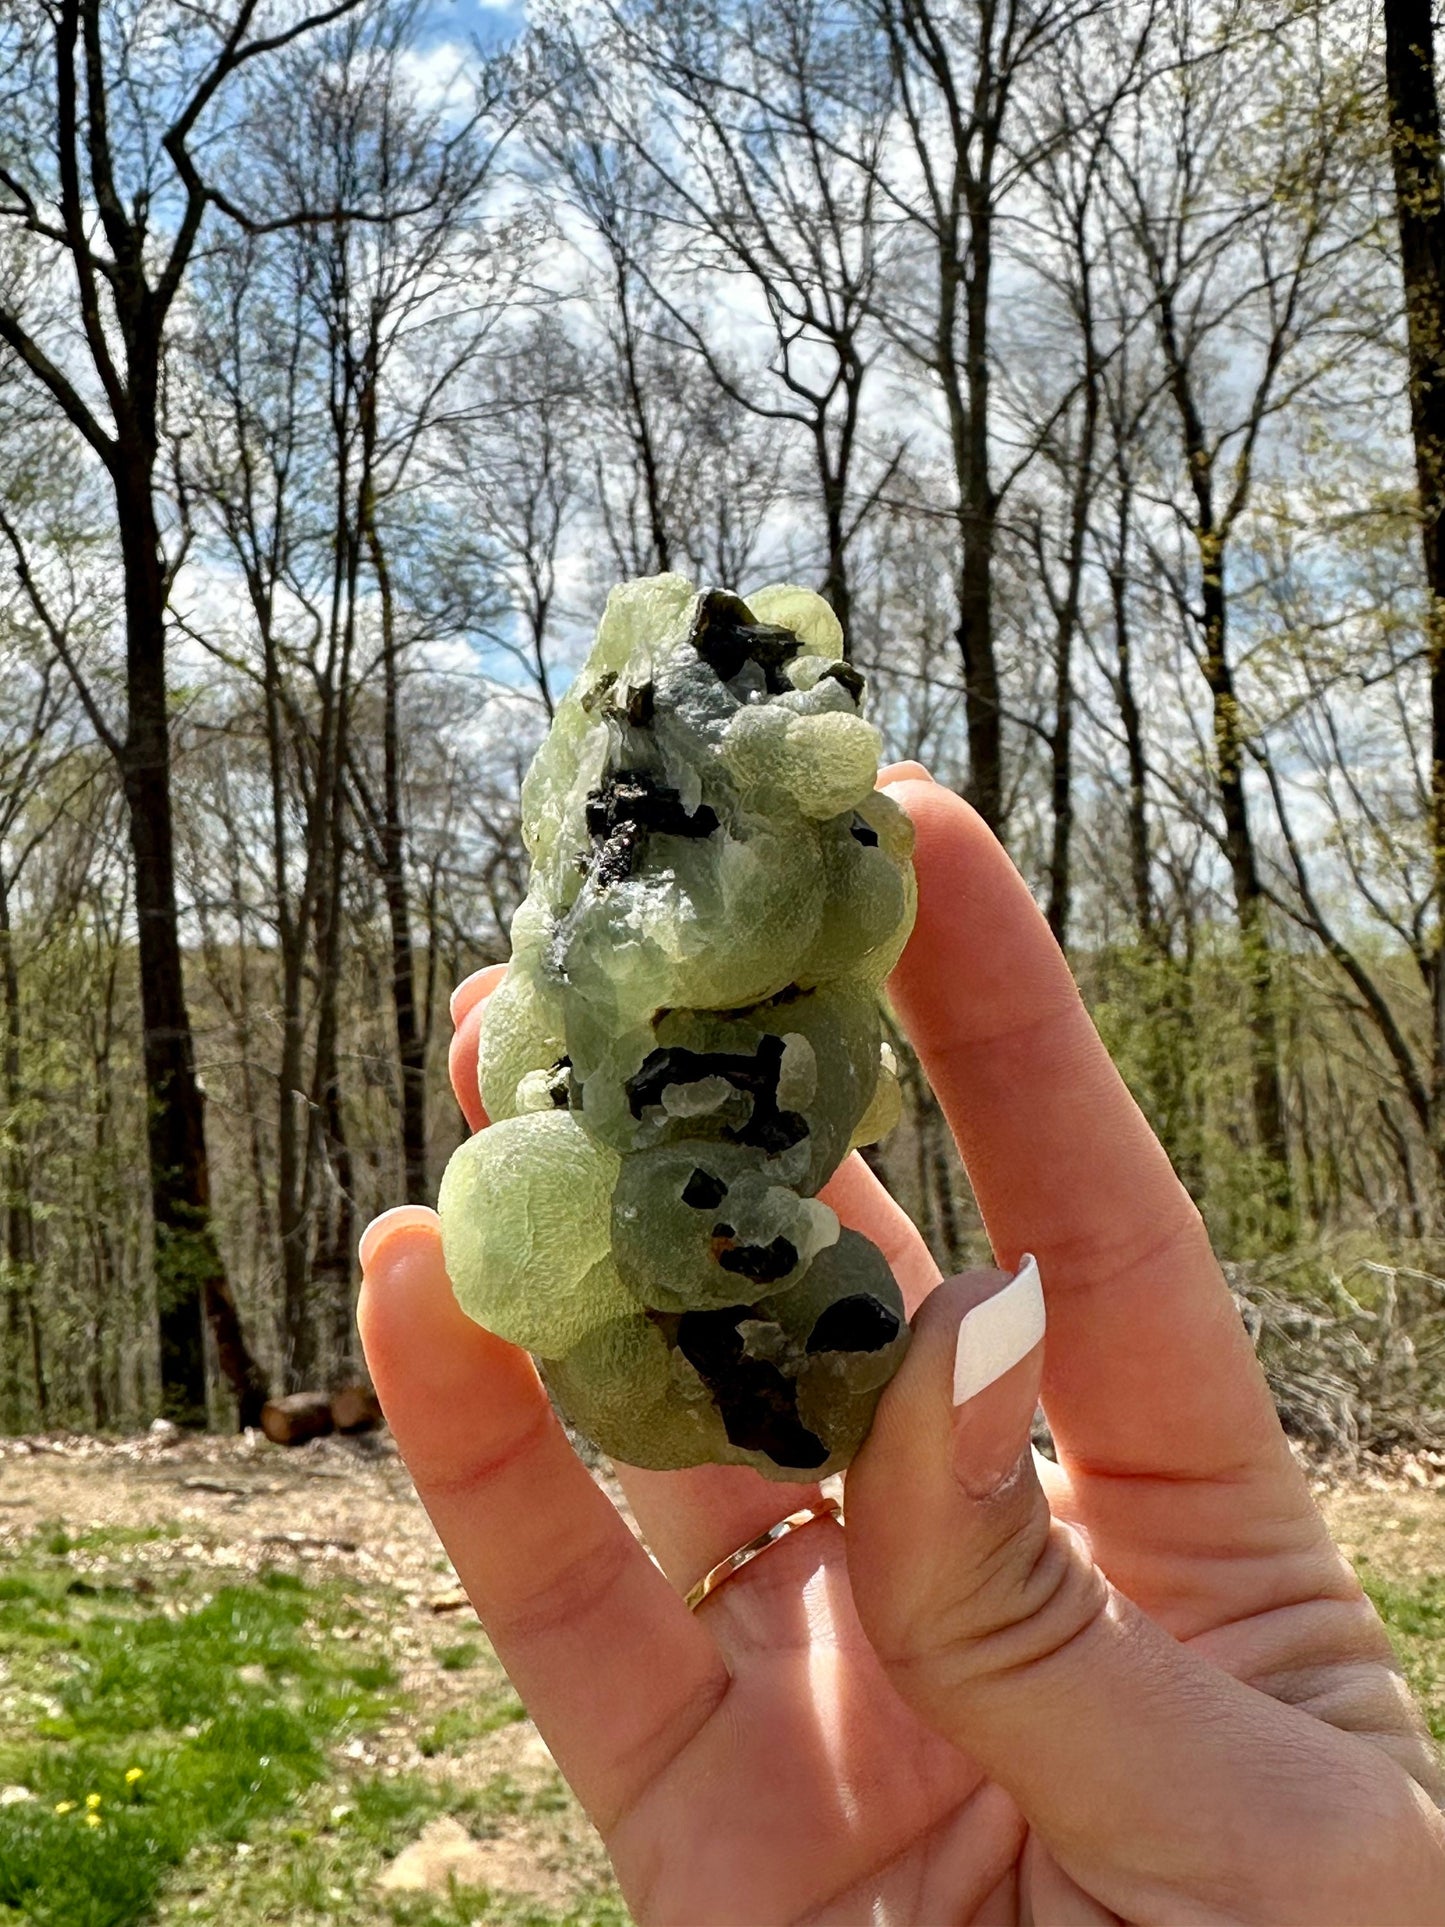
<box><xmin>438</xmin><ymin>575</ymin><xmax>916</xmax><ymax>1479</ymax></box>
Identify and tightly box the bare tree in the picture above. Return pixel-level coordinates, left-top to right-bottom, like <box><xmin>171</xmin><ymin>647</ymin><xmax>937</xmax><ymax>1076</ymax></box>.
<box><xmin>183</xmin><ymin>7</ymin><xmax>513</xmax><ymax>1377</ymax></box>
<box><xmin>1003</xmin><ymin>8</ymin><xmax>1153</xmax><ymax>940</ymax></box>
<box><xmin>0</xmin><ymin>0</ymin><xmax>384</xmax><ymax>1421</ymax></box>
<box><xmin>437</xmin><ymin>315</ymin><xmax>587</xmax><ymax>722</ymax></box>
<box><xmin>861</xmin><ymin>0</ymin><xmax>1110</xmax><ymax>830</ymax></box>
<box><xmin>1383</xmin><ymin>0</ymin><xmax>1445</xmax><ymax>1195</ymax></box>
<box><xmin>1101</xmin><ymin>0</ymin><xmax>1367</xmax><ymax>1228</ymax></box>
<box><xmin>532</xmin><ymin>0</ymin><xmax>902</xmax><ymax>639</ymax></box>
<box><xmin>0</xmin><ymin>640</ymin><xmax>77</xmax><ymax>1427</ymax></box>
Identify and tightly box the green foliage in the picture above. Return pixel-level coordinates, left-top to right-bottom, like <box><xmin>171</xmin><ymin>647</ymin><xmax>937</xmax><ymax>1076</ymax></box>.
<box><xmin>1083</xmin><ymin>933</ymin><xmax>1358</xmax><ymax>1260</ymax></box>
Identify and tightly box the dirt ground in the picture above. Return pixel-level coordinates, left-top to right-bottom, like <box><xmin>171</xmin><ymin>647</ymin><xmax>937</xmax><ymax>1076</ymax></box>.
<box><xmin>0</xmin><ymin>1427</ymin><xmax>1441</xmax><ymax>1917</ymax></box>
<box><xmin>0</xmin><ymin>1426</ymin><xmax>635</xmax><ymax>1916</ymax></box>
<box><xmin>1316</xmin><ymin>1471</ymin><xmax>1445</xmax><ymax>1578</ymax></box>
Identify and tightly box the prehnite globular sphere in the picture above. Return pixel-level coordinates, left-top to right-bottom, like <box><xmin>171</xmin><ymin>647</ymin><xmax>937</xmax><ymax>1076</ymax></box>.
<box><xmin>438</xmin><ymin>575</ymin><xmax>916</xmax><ymax>1480</ymax></box>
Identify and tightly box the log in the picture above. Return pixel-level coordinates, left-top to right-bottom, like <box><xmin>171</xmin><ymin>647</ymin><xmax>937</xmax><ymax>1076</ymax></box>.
<box><xmin>331</xmin><ymin>1385</ymin><xmax>383</xmax><ymax>1434</ymax></box>
<box><xmin>260</xmin><ymin>1391</ymin><xmax>335</xmax><ymax>1447</ymax></box>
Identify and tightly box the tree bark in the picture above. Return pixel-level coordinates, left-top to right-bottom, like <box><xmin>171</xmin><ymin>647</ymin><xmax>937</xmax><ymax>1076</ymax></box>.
<box><xmin>312</xmin><ymin>1053</ymin><xmax>357</xmax><ymax>1380</ymax></box>
<box><xmin>305</xmin><ymin>699</ymin><xmax>356</xmax><ymax>1386</ymax></box>
<box><xmin>116</xmin><ymin>464</ymin><xmax>268</xmax><ymax>1427</ymax></box>
<box><xmin>614</xmin><ymin>259</ymin><xmax>673</xmax><ymax>573</ymax></box>
<box><xmin>1197</xmin><ymin>548</ymin><xmax>1293</xmax><ymax>1225</ymax></box>
<box><xmin>956</xmin><ymin>209</ymin><xmax>1002</xmax><ymax>832</ymax></box>
<box><xmin>818</xmin><ymin>421</ymin><xmax>856</xmax><ymax>650</ymax></box>
<box><xmin>1044</xmin><ymin>385</ymin><xmax>1098</xmax><ymax>946</ymax></box>
<box><xmin>1108</xmin><ymin>488</ymin><xmax>1154</xmax><ymax>944</ymax></box>
<box><xmin>1384</xmin><ymin>0</ymin><xmax>1445</xmax><ymax>1201</ymax></box>
<box><xmin>0</xmin><ymin>861</ymin><xmax>35</xmax><ymax>1430</ymax></box>
<box><xmin>362</xmin><ymin>501</ymin><xmax>428</xmax><ymax>1206</ymax></box>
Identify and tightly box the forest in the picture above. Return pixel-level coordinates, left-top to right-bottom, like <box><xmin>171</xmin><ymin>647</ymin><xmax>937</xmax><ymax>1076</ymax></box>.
<box><xmin>1</xmin><ymin>0</ymin><xmax>1443</xmax><ymax>1433</ymax></box>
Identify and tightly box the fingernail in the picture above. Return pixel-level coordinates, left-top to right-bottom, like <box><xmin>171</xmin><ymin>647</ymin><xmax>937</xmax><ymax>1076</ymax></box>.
<box><xmin>878</xmin><ymin>760</ymin><xmax>936</xmax><ymax>787</ymax></box>
<box><xmin>953</xmin><ymin>1255</ymin><xmax>1044</xmax><ymax>1405</ymax></box>
<box><xmin>952</xmin><ymin>1256</ymin><xmax>1044</xmax><ymax>1500</ymax></box>
<box><xmin>450</xmin><ymin>964</ymin><xmax>503</xmax><ymax>1025</ymax></box>
<box><xmin>359</xmin><ymin>1205</ymin><xmax>440</xmax><ymax>1275</ymax></box>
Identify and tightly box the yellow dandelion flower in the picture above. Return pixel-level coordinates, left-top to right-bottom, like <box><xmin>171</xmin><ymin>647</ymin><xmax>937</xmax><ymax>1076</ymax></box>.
<box><xmin>53</xmin><ymin>1800</ymin><xmax>76</xmax><ymax>1815</ymax></box>
<box><xmin>85</xmin><ymin>1793</ymin><xmax>101</xmax><ymax>1810</ymax></box>
<box><xmin>84</xmin><ymin>1811</ymin><xmax>101</xmax><ymax>1828</ymax></box>
<box><xmin>124</xmin><ymin>1767</ymin><xmax>144</xmax><ymax>1785</ymax></box>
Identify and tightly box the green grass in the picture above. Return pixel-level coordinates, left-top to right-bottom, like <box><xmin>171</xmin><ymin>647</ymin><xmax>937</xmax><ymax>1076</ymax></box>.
<box><xmin>0</xmin><ymin>1524</ymin><xmax>628</xmax><ymax>1926</ymax></box>
<box><xmin>154</xmin><ymin>1768</ymin><xmax>610</xmax><ymax>1925</ymax></box>
<box><xmin>416</xmin><ymin>1690</ymin><xmax>528</xmax><ymax>1759</ymax></box>
<box><xmin>38</xmin><ymin>1523</ymin><xmax>184</xmax><ymax>1557</ymax></box>
<box><xmin>0</xmin><ymin>1555</ymin><xmax>397</xmax><ymax>1926</ymax></box>
<box><xmin>1363</xmin><ymin>1567</ymin><xmax>1445</xmax><ymax>1742</ymax></box>
<box><xmin>433</xmin><ymin>1641</ymin><xmax>480</xmax><ymax>1674</ymax></box>
<box><xmin>7</xmin><ymin>1502</ymin><xmax>1435</xmax><ymax>1927</ymax></box>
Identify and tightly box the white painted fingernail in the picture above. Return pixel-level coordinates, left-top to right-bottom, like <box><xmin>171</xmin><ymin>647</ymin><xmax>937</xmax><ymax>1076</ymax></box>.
<box><xmin>953</xmin><ymin>1255</ymin><xmax>1044</xmax><ymax>1405</ymax></box>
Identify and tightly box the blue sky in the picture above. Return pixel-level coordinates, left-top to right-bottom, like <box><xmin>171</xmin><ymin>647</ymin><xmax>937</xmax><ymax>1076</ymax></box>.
<box><xmin>429</xmin><ymin>0</ymin><xmax>526</xmax><ymax>51</ymax></box>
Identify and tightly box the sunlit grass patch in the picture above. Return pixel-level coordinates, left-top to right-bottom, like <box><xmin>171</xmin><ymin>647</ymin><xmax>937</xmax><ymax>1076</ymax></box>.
<box><xmin>416</xmin><ymin>1690</ymin><xmax>528</xmax><ymax>1759</ymax></box>
<box><xmin>0</xmin><ymin>1519</ymin><xmax>629</xmax><ymax>1926</ymax></box>
<box><xmin>144</xmin><ymin>1761</ymin><xmax>624</xmax><ymax>1925</ymax></box>
<box><xmin>1363</xmin><ymin>1566</ymin><xmax>1445</xmax><ymax>1741</ymax></box>
<box><xmin>384</xmin><ymin>1895</ymin><xmax>632</xmax><ymax>1926</ymax></box>
<box><xmin>0</xmin><ymin>1555</ymin><xmax>403</xmax><ymax>1926</ymax></box>
<box><xmin>433</xmin><ymin>1640</ymin><xmax>480</xmax><ymax>1674</ymax></box>
<box><xmin>33</xmin><ymin>1521</ymin><xmax>186</xmax><ymax>1558</ymax></box>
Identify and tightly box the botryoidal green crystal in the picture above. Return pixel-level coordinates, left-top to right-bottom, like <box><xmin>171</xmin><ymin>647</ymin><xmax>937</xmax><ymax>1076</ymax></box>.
<box><xmin>438</xmin><ymin>575</ymin><xmax>917</xmax><ymax>1480</ymax></box>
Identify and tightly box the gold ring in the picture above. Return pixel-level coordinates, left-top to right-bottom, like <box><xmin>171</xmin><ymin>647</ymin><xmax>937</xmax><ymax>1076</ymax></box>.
<box><xmin>683</xmin><ymin>1496</ymin><xmax>843</xmax><ymax>1613</ymax></box>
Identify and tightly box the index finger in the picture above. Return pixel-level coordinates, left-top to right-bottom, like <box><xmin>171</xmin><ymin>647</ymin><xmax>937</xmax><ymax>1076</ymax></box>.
<box><xmin>357</xmin><ymin>1211</ymin><xmax>728</xmax><ymax>1836</ymax></box>
<box><xmin>883</xmin><ymin>781</ymin><xmax>1308</xmax><ymax>1533</ymax></box>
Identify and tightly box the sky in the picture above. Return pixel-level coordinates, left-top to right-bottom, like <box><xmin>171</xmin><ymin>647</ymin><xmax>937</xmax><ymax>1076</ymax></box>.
<box><xmin>430</xmin><ymin>0</ymin><xmax>526</xmax><ymax>51</ymax></box>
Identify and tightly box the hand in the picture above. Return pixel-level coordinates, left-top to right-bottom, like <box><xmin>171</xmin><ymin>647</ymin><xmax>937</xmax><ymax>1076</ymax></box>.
<box><xmin>358</xmin><ymin>771</ymin><xmax>1444</xmax><ymax>1925</ymax></box>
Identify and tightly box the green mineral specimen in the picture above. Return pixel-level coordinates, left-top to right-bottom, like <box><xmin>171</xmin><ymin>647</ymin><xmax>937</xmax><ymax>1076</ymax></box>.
<box><xmin>438</xmin><ymin>575</ymin><xmax>916</xmax><ymax>1480</ymax></box>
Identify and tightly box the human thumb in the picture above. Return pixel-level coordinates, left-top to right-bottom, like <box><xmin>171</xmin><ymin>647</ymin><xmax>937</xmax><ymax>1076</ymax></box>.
<box><xmin>843</xmin><ymin>1261</ymin><xmax>1443</xmax><ymax>1922</ymax></box>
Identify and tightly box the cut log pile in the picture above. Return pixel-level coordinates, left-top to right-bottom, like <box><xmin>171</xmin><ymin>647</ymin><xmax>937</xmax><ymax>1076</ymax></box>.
<box><xmin>331</xmin><ymin>1385</ymin><xmax>385</xmax><ymax>1434</ymax></box>
<box><xmin>260</xmin><ymin>1386</ymin><xmax>384</xmax><ymax>1446</ymax></box>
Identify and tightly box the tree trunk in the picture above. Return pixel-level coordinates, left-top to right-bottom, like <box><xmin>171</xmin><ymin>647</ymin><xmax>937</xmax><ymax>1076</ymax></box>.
<box><xmin>1045</xmin><ymin>232</ymin><xmax>1103</xmax><ymax>947</ymax></box>
<box><xmin>1384</xmin><ymin>0</ymin><xmax>1445</xmax><ymax>1202</ymax></box>
<box><xmin>277</xmin><ymin>1014</ymin><xmax>313</xmax><ymax>1391</ymax></box>
<box><xmin>307</xmin><ymin>793</ymin><xmax>355</xmax><ymax>1384</ymax></box>
<box><xmin>1197</xmin><ymin>551</ymin><xmax>1293</xmax><ymax>1228</ymax></box>
<box><xmin>615</xmin><ymin>262</ymin><xmax>673</xmax><ymax>573</ymax></box>
<box><xmin>116</xmin><ymin>467</ymin><xmax>268</xmax><ymax>1426</ymax></box>
<box><xmin>0</xmin><ymin>861</ymin><xmax>35</xmax><ymax>1430</ymax></box>
<box><xmin>362</xmin><ymin>509</ymin><xmax>428</xmax><ymax>1206</ymax></box>
<box><xmin>819</xmin><ymin>444</ymin><xmax>854</xmax><ymax>651</ymax></box>
<box><xmin>1108</xmin><ymin>489</ymin><xmax>1155</xmax><ymax>944</ymax></box>
<box><xmin>315</xmin><ymin>1064</ymin><xmax>357</xmax><ymax>1377</ymax></box>
<box><xmin>815</xmin><ymin>355</ymin><xmax>862</xmax><ymax>653</ymax></box>
<box><xmin>952</xmin><ymin>220</ymin><xmax>1003</xmax><ymax>833</ymax></box>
